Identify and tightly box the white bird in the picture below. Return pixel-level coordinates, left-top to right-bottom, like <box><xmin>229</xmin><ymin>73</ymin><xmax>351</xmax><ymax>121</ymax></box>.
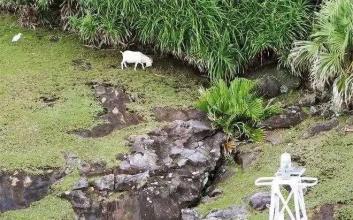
<box><xmin>12</xmin><ymin>33</ymin><xmax>22</xmax><ymax>42</ymax></box>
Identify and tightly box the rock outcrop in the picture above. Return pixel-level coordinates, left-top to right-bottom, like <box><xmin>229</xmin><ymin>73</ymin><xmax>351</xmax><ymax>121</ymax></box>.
<box><xmin>181</xmin><ymin>205</ymin><xmax>248</xmax><ymax>220</ymax></box>
<box><xmin>261</xmin><ymin>106</ymin><xmax>306</xmax><ymax>129</ymax></box>
<box><xmin>64</xmin><ymin>120</ymin><xmax>226</xmax><ymax>220</ymax></box>
<box><xmin>0</xmin><ymin>170</ymin><xmax>64</xmax><ymax>212</ymax></box>
<box><xmin>303</xmin><ymin>118</ymin><xmax>339</xmax><ymax>138</ymax></box>
<box><xmin>249</xmin><ymin>192</ymin><xmax>271</xmax><ymax>211</ymax></box>
<box><xmin>73</xmin><ymin>83</ymin><xmax>142</xmax><ymax>138</ymax></box>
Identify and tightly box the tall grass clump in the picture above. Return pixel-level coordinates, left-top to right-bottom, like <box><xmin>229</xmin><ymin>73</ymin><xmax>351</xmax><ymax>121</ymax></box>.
<box><xmin>196</xmin><ymin>78</ymin><xmax>280</xmax><ymax>142</ymax></box>
<box><xmin>2</xmin><ymin>0</ymin><xmax>311</xmax><ymax>81</ymax></box>
<box><xmin>288</xmin><ymin>0</ymin><xmax>353</xmax><ymax>111</ymax></box>
<box><xmin>68</xmin><ymin>0</ymin><xmax>311</xmax><ymax>80</ymax></box>
<box><xmin>74</xmin><ymin>0</ymin><xmax>310</xmax><ymax>80</ymax></box>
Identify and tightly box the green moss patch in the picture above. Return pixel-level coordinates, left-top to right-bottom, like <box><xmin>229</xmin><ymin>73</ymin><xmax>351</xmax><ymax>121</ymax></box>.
<box><xmin>197</xmin><ymin>113</ymin><xmax>353</xmax><ymax>218</ymax></box>
<box><xmin>0</xmin><ymin>14</ymin><xmax>201</xmax><ymax>218</ymax></box>
<box><xmin>0</xmin><ymin>15</ymin><xmax>200</xmax><ymax>171</ymax></box>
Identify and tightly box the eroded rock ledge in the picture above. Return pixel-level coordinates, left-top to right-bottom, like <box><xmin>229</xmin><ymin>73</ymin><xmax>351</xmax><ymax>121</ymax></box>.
<box><xmin>64</xmin><ymin>120</ymin><xmax>226</xmax><ymax>220</ymax></box>
<box><xmin>0</xmin><ymin>170</ymin><xmax>64</xmax><ymax>212</ymax></box>
<box><xmin>73</xmin><ymin>83</ymin><xmax>143</xmax><ymax>138</ymax></box>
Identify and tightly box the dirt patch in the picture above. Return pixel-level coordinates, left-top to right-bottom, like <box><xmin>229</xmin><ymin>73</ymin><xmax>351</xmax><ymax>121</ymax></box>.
<box><xmin>39</xmin><ymin>95</ymin><xmax>59</xmax><ymax>107</ymax></box>
<box><xmin>72</xmin><ymin>59</ymin><xmax>92</xmax><ymax>71</ymax></box>
<box><xmin>73</xmin><ymin>83</ymin><xmax>143</xmax><ymax>138</ymax></box>
<box><xmin>312</xmin><ymin>204</ymin><xmax>335</xmax><ymax>220</ymax></box>
<box><xmin>153</xmin><ymin>107</ymin><xmax>206</xmax><ymax>122</ymax></box>
<box><xmin>0</xmin><ymin>170</ymin><xmax>63</xmax><ymax>212</ymax></box>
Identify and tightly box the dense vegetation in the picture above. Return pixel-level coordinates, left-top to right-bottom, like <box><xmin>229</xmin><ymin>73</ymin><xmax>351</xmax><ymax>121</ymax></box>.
<box><xmin>196</xmin><ymin>79</ymin><xmax>280</xmax><ymax>141</ymax></box>
<box><xmin>0</xmin><ymin>0</ymin><xmax>310</xmax><ymax>80</ymax></box>
<box><xmin>289</xmin><ymin>0</ymin><xmax>353</xmax><ymax>111</ymax></box>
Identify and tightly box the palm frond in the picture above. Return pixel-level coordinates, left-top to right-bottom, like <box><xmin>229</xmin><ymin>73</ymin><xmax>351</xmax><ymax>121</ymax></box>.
<box><xmin>196</xmin><ymin>78</ymin><xmax>280</xmax><ymax>142</ymax></box>
<box><xmin>289</xmin><ymin>0</ymin><xmax>353</xmax><ymax>111</ymax></box>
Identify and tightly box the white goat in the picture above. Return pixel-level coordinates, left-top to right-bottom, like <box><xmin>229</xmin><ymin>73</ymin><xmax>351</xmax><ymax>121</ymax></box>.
<box><xmin>120</xmin><ymin>50</ymin><xmax>153</xmax><ymax>70</ymax></box>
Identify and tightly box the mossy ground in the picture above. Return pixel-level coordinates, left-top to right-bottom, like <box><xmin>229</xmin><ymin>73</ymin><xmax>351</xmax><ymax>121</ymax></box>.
<box><xmin>197</xmin><ymin>113</ymin><xmax>353</xmax><ymax>218</ymax></box>
<box><xmin>0</xmin><ymin>15</ymin><xmax>201</xmax><ymax>218</ymax></box>
<box><xmin>1</xmin><ymin>13</ymin><xmax>353</xmax><ymax>220</ymax></box>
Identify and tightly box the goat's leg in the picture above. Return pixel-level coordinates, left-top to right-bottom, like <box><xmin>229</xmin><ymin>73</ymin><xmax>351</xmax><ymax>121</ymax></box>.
<box><xmin>142</xmin><ymin>63</ymin><xmax>145</xmax><ymax>70</ymax></box>
<box><xmin>134</xmin><ymin>63</ymin><xmax>138</xmax><ymax>71</ymax></box>
<box><xmin>121</xmin><ymin>61</ymin><xmax>125</xmax><ymax>69</ymax></box>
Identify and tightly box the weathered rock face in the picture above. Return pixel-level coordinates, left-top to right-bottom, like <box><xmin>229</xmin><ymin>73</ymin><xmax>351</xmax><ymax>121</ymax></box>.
<box><xmin>249</xmin><ymin>192</ymin><xmax>271</xmax><ymax>211</ymax></box>
<box><xmin>65</xmin><ymin>120</ymin><xmax>226</xmax><ymax>220</ymax></box>
<box><xmin>233</xmin><ymin>144</ymin><xmax>262</xmax><ymax>169</ymax></box>
<box><xmin>298</xmin><ymin>93</ymin><xmax>317</xmax><ymax>107</ymax></box>
<box><xmin>261</xmin><ymin>106</ymin><xmax>306</xmax><ymax>130</ymax></box>
<box><xmin>303</xmin><ymin>118</ymin><xmax>339</xmax><ymax>138</ymax></box>
<box><xmin>73</xmin><ymin>83</ymin><xmax>143</xmax><ymax>138</ymax></box>
<box><xmin>182</xmin><ymin>208</ymin><xmax>201</xmax><ymax>220</ymax></box>
<box><xmin>247</xmin><ymin>65</ymin><xmax>301</xmax><ymax>98</ymax></box>
<box><xmin>0</xmin><ymin>170</ymin><xmax>63</xmax><ymax>212</ymax></box>
<box><xmin>181</xmin><ymin>206</ymin><xmax>248</xmax><ymax>220</ymax></box>
<box><xmin>203</xmin><ymin>205</ymin><xmax>248</xmax><ymax>220</ymax></box>
<box><xmin>153</xmin><ymin>107</ymin><xmax>206</xmax><ymax>122</ymax></box>
<box><xmin>257</xmin><ymin>76</ymin><xmax>281</xmax><ymax>98</ymax></box>
<box><xmin>312</xmin><ymin>204</ymin><xmax>335</xmax><ymax>220</ymax></box>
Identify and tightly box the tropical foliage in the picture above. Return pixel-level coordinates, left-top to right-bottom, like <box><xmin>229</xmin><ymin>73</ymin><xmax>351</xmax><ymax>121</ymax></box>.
<box><xmin>196</xmin><ymin>78</ymin><xmax>280</xmax><ymax>142</ymax></box>
<box><xmin>1</xmin><ymin>0</ymin><xmax>310</xmax><ymax>81</ymax></box>
<box><xmin>288</xmin><ymin>0</ymin><xmax>353</xmax><ymax>111</ymax></box>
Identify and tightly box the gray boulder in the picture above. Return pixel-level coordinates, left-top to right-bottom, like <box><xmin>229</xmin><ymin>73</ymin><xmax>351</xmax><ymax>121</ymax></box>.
<box><xmin>303</xmin><ymin>118</ymin><xmax>339</xmax><ymax>138</ymax></box>
<box><xmin>204</xmin><ymin>205</ymin><xmax>248</xmax><ymax>220</ymax></box>
<box><xmin>261</xmin><ymin>106</ymin><xmax>306</xmax><ymax>129</ymax></box>
<box><xmin>93</xmin><ymin>174</ymin><xmax>114</xmax><ymax>191</ymax></box>
<box><xmin>182</xmin><ymin>208</ymin><xmax>201</xmax><ymax>220</ymax></box>
<box><xmin>72</xmin><ymin>177</ymin><xmax>88</xmax><ymax>190</ymax></box>
<box><xmin>249</xmin><ymin>192</ymin><xmax>271</xmax><ymax>211</ymax></box>
<box><xmin>115</xmin><ymin>171</ymin><xmax>149</xmax><ymax>191</ymax></box>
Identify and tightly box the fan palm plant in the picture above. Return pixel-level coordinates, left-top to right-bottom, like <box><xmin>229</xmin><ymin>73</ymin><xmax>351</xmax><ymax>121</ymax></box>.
<box><xmin>196</xmin><ymin>78</ymin><xmax>280</xmax><ymax>142</ymax></box>
<box><xmin>288</xmin><ymin>0</ymin><xmax>353</xmax><ymax>111</ymax></box>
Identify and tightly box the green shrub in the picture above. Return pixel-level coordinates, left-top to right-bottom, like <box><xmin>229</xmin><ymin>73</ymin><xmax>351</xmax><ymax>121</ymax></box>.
<box><xmin>196</xmin><ymin>78</ymin><xmax>280</xmax><ymax>141</ymax></box>
<box><xmin>288</xmin><ymin>0</ymin><xmax>353</xmax><ymax>111</ymax></box>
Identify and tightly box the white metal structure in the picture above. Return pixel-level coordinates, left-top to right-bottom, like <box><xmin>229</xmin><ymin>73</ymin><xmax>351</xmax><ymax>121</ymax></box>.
<box><xmin>255</xmin><ymin>153</ymin><xmax>318</xmax><ymax>220</ymax></box>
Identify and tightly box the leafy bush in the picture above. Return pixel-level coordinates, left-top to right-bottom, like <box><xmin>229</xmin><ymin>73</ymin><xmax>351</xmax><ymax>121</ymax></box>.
<box><xmin>288</xmin><ymin>0</ymin><xmax>353</xmax><ymax>111</ymax></box>
<box><xmin>1</xmin><ymin>0</ymin><xmax>311</xmax><ymax>81</ymax></box>
<box><xmin>196</xmin><ymin>78</ymin><xmax>280</xmax><ymax>141</ymax></box>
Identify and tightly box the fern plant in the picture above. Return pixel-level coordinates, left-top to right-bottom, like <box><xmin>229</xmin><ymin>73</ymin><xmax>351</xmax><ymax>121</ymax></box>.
<box><xmin>196</xmin><ymin>78</ymin><xmax>280</xmax><ymax>142</ymax></box>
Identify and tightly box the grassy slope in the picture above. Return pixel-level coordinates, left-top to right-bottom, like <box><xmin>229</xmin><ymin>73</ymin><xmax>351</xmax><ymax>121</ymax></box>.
<box><xmin>1</xmin><ymin>13</ymin><xmax>353</xmax><ymax>220</ymax></box>
<box><xmin>197</xmin><ymin>111</ymin><xmax>353</xmax><ymax>219</ymax></box>
<box><xmin>0</xmin><ymin>15</ymin><xmax>200</xmax><ymax>219</ymax></box>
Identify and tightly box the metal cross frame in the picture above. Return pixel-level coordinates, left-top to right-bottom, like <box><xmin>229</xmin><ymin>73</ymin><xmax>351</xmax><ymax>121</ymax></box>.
<box><xmin>255</xmin><ymin>153</ymin><xmax>318</xmax><ymax>220</ymax></box>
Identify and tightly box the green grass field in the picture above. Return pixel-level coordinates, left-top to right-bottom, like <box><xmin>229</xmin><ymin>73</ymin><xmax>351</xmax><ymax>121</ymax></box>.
<box><xmin>1</xmin><ymin>13</ymin><xmax>353</xmax><ymax>220</ymax></box>
<box><xmin>197</xmin><ymin>115</ymin><xmax>353</xmax><ymax>219</ymax></box>
<box><xmin>0</xmin><ymin>15</ymin><xmax>201</xmax><ymax>219</ymax></box>
<box><xmin>0</xmin><ymin>15</ymin><xmax>201</xmax><ymax>171</ymax></box>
